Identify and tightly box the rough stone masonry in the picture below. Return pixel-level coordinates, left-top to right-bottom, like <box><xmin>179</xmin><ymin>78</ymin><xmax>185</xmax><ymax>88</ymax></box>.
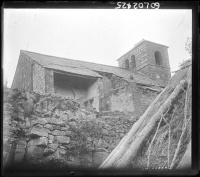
<box><xmin>3</xmin><ymin>88</ymin><xmax>139</xmax><ymax>169</ymax></box>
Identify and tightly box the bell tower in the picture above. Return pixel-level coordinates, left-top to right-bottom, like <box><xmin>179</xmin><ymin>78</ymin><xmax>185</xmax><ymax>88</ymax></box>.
<box><xmin>117</xmin><ymin>39</ymin><xmax>171</xmax><ymax>87</ymax></box>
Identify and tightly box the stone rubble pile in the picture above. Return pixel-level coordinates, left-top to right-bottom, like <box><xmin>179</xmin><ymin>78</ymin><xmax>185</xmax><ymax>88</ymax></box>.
<box><xmin>3</xmin><ymin>88</ymin><xmax>138</xmax><ymax>169</ymax></box>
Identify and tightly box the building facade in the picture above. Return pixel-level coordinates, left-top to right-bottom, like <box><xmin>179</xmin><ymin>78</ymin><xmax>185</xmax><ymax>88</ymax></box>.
<box><xmin>11</xmin><ymin>40</ymin><xmax>171</xmax><ymax>115</ymax></box>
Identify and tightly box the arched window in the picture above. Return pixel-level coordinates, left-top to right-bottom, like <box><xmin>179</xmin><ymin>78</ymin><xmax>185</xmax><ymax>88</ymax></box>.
<box><xmin>130</xmin><ymin>55</ymin><xmax>136</xmax><ymax>69</ymax></box>
<box><xmin>155</xmin><ymin>51</ymin><xmax>162</xmax><ymax>66</ymax></box>
<box><xmin>124</xmin><ymin>59</ymin><xmax>129</xmax><ymax>69</ymax></box>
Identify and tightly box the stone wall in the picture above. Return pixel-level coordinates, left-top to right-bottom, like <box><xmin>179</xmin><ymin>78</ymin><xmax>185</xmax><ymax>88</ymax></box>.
<box><xmin>134</xmin><ymin>84</ymin><xmax>161</xmax><ymax>116</ymax></box>
<box><xmin>148</xmin><ymin>66</ymin><xmax>171</xmax><ymax>86</ymax></box>
<box><xmin>118</xmin><ymin>42</ymin><xmax>148</xmax><ymax>71</ymax></box>
<box><xmin>100</xmin><ymin>76</ymin><xmax>159</xmax><ymax>117</ymax></box>
<box><xmin>117</xmin><ymin>41</ymin><xmax>171</xmax><ymax>87</ymax></box>
<box><xmin>145</xmin><ymin>41</ymin><xmax>170</xmax><ymax>68</ymax></box>
<box><xmin>33</xmin><ymin>63</ymin><xmax>46</xmax><ymax>95</ymax></box>
<box><xmin>3</xmin><ymin>89</ymin><xmax>137</xmax><ymax>169</ymax></box>
<box><xmin>110</xmin><ymin>84</ymin><xmax>135</xmax><ymax>113</ymax></box>
<box><xmin>85</xmin><ymin>78</ymin><xmax>101</xmax><ymax>112</ymax></box>
<box><xmin>11</xmin><ymin>52</ymin><xmax>34</xmax><ymax>92</ymax></box>
<box><xmin>3</xmin><ymin>89</ymin><xmax>13</xmax><ymax>167</ymax></box>
<box><xmin>144</xmin><ymin>41</ymin><xmax>171</xmax><ymax>86</ymax></box>
<box><xmin>45</xmin><ymin>69</ymin><xmax>54</xmax><ymax>94</ymax></box>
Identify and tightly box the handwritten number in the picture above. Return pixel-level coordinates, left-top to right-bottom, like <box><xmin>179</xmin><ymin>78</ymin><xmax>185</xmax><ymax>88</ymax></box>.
<box><xmin>115</xmin><ymin>2</ymin><xmax>121</xmax><ymax>9</ymax></box>
<box><xmin>151</xmin><ymin>2</ymin><xmax>160</xmax><ymax>9</ymax></box>
<box><xmin>138</xmin><ymin>3</ymin><xmax>143</xmax><ymax>8</ymax></box>
<box><xmin>133</xmin><ymin>3</ymin><xmax>138</xmax><ymax>9</ymax></box>
<box><xmin>151</xmin><ymin>2</ymin><xmax>155</xmax><ymax>8</ymax></box>
<box><xmin>127</xmin><ymin>3</ymin><xmax>131</xmax><ymax>9</ymax></box>
<box><xmin>122</xmin><ymin>2</ymin><xmax>126</xmax><ymax>9</ymax></box>
<box><xmin>144</xmin><ymin>2</ymin><xmax>149</xmax><ymax>9</ymax></box>
<box><xmin>115</xmin><ymin>2</ymin><xmax>160</xmax><ymax>9</ymax></box>
<box><xmin>154</xmin><ymin>2</ymin><xmax>160</xmax><ymax>9</ymax></box>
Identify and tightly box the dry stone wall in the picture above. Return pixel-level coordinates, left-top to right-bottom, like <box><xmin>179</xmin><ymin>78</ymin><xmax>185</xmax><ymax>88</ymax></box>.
<box><xmin>3</xmin><ymin>88</ymin><xmax>137</xmax><ymax>170</ymax></box>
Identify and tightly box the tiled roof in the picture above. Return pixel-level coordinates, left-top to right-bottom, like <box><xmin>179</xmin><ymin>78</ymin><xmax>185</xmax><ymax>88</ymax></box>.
<box><xmin>45</xmin><ymin>64</ymin><xmax>103</xmax><ymax>78</ymax></box>
<box><xmin>21</xmin><ymin>50</ymin><xmax>159</xmax><ymax>86</ymax></box>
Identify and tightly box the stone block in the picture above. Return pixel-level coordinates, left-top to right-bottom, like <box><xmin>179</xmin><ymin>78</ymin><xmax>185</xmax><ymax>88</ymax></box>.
<box><xmin>43</xmin><ymin>128</ymin><xmax>51</xmax><ymax>133</ymax></box>
<box><xmin>109</xmin><ymin>130</ymin><xmax>116</xmax><ymax>137</ymax></box>
<box><xmin>120</xmin><ymin>133</ymin><xmax>124</xmax><ymax>138</ymax></box>
<box><xmin>58</xmin><ymin>148</ymin><xmax>66</xmax><ymax>155</ymax></box>
<box><xmin>61</xmin><ymin>125</ymin><xmax>70</xmax><ymax>131</ymax></box>
<box><xmin>101</xmin><ymin>129</ymin><xmax>108</xmax><ymax>136</ymax></box>
<box><xmin>59</xmin><ymin>145</ymin><xmax>67</xmax><ymax>149</ymax></box>
<box><xmin>17</xmin><ymin>140</ymin><xmax>27</xmax><ymax>146</ymax></box>
<box><xmin>103</xmin><ymin>136</ymin><xmax>110</xmax><ymax>142</ymax></box>
<box><xmin>26</xmin><ymin>146</ymin><xmax>45</xmax><ymax>160</ymax></box>
<box><xmin>48</xmin><ymin>143</ymin><xmax>58</xmax><ymax>150</ymax></box>
<box><xmin>54</xmin><ymin>109</ymin><xmax>60</xmax><ymax>118</ymax></box>
<box><xmin>19</xmin><ymin>122</ymin><xmax>25</xmax><ymax>129</ymax></box>
<box><xmin>44</xmin><ymin>124</ymin><xmax>53</xmax><ymax>131</ymax></box>
<box><xmin>56</xmin><ymin>136</ymin><xmax>70</xmax><ymax>145</ymax></box>
<box><xmin>32</xmin><ymin>118</ymin><xmax>48</xmax><ymax>125</ymax></box>
<box><xmin>52</xmin><ymin>149</ymin><xmax>61</xmax><ymax>159</ymax></box>
<box><xmin>14</xmin><ymin>148</ymin><xmax>25</xmax><ymax>162</ymax></box>
<box><xmin>109</xmin><ymin>122</ymin><xmax>115</xmax><ymax>126</ymax></box>
<box><xmin>51</xmin><ymin>130</ymin><xmax>66</xmax><ymax>136</ymax></box>
<box><xmin>48</xmin><ymin>134</ymin><xmax>54</xmax><ymax>141</ymax></box>
<box><xmin>60</xmin><ymin>114</ymin><xmax>69</xmax><ymax>121</ymax></box>
<box><xmin>43</xmin><ymin>147</ymin><xmax>55</xmax><ymax>156</ymax></box>
<box><xmin>116</xmin><ymin>129</ymin><xmax>124</xmax><ymax>133</ymax></box>
<box><xmin>87</xmin><ymin>137</ymin><xmax>92</xmax><ymax>142</ymax></box>
<box><xmin>28</xmin><ymin>137</ymin><xmax>48</xmax><ymax>147</ymax></box>
<box><xmin>47</xmin><ymin>118</ymin><xmax>65</xmax><ymax>126</ymax></box>
<box><xmin>118</xmin><ymin>133</ymin><xmax>123</xmax><ymax>138</ymax></box>
<box><xmin>68</xmin><ymin>121</ymin><xmax>77</xmax><ymax>129</ymax></box>
<box><xmin>25</xmin><ymin>118</ymin><xmax>31</xmax><ymax>128</ymax></box>
<box><xmin>65</xmin><ymin>131</ymin><xmax>72</xmax><ymax>136</ymax></box>
<box><xmin>17</xmin><ymin>144</ymin><xmax>27</xmax><ymax>149</ymax></box>
<box><xmin>34</xmin><ymin>124</ymin><xmax>44</xmax><ymax>129</ymax></box>
<box><xmin>97</xmin><ymin>138</ymin><xmax>109</xmax><ymax>149</ymax></box>
<box><xmin>52</xmin><ymin>125</ymin><xmax>61</xmax><ymax>130</ymax></box>
<box><xmin>29</xmin><ymin>127</ymin><xmax>48</xmax><ymax>137</ymax></box>
<box><xmin>104</xmin><ymin>124</ymin><xmax>112</xmax><ymax>130</ymax></box>
<box><xmin>113</xmin><ymin>139</ymin><xmax>121</xmax><ymax>146</ymax></box>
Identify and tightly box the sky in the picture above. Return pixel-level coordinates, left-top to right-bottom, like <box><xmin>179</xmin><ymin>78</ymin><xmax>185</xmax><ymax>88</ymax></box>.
<box><xmin>3</xmin><ymin>9</ymin><xmax>192</xmax><ymax>88</ymax></box>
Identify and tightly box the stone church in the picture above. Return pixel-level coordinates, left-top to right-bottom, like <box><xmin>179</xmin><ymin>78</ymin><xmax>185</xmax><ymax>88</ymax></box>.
<box><xmin>11</xmin><ymin>39</ymin><xmax>171</xmax><ymax>116</ymax></box>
